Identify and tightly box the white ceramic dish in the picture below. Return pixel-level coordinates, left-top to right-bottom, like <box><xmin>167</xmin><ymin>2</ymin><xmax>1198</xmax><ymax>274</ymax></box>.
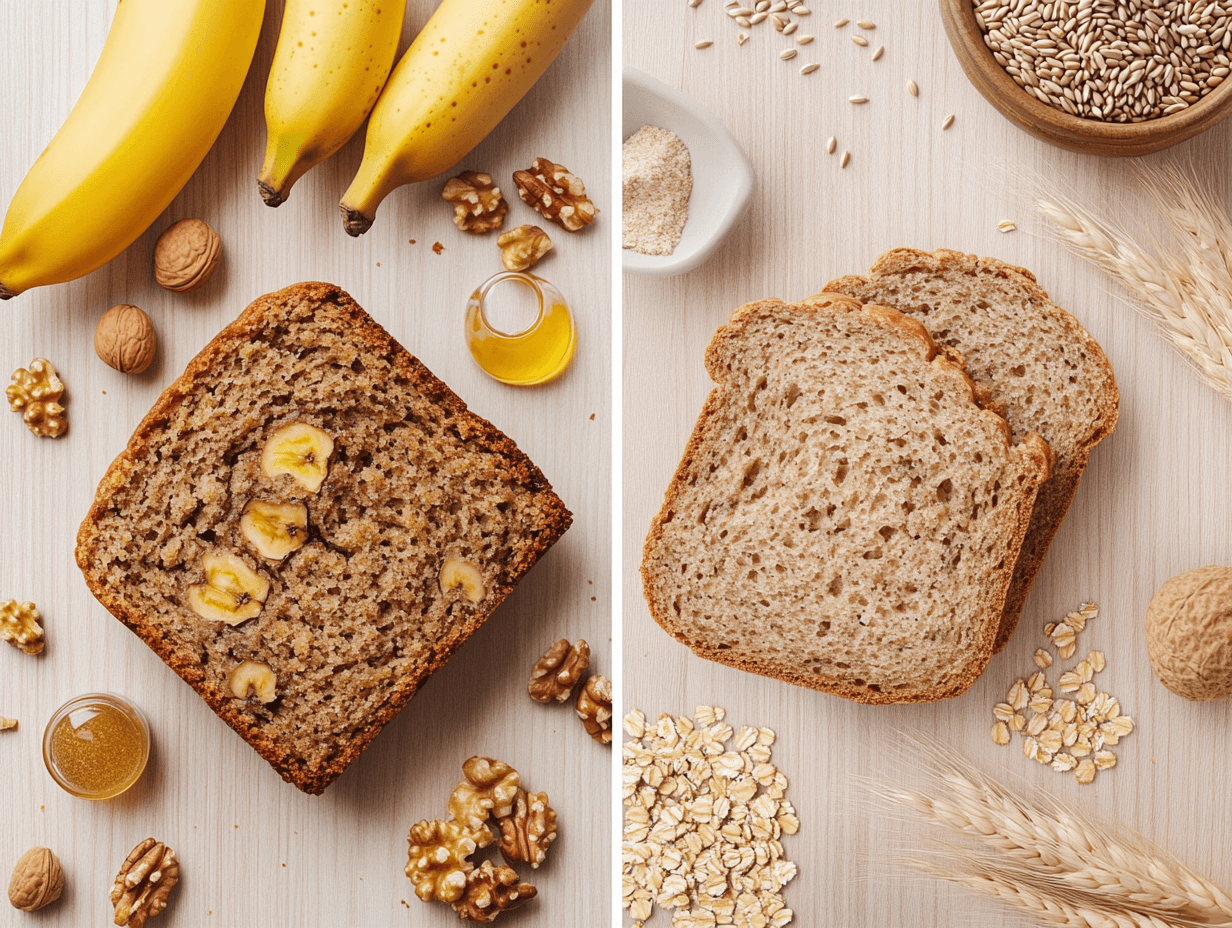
<box><xmin>622</xmin><ymin>67</ymin><xmax>754</xmax><ymax>277</ymax></box>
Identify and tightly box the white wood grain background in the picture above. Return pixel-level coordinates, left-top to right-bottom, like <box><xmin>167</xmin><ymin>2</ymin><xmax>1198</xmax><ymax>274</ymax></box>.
<box><xmin>0</xmin><ymin>2</ymin><xmax>610</xmax><ymax>926</ymax></box>
<box><xmin>623</xmin><ymin>3</ymin><xmax>1232</xmax><ymax>926</ymax></box>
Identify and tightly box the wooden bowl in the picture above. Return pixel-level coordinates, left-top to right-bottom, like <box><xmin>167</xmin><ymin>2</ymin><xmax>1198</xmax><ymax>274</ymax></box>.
<box><xmin>940</xmin><ymin>0</ymin><xmax>1232</xmax><ymax>156</ymax></box>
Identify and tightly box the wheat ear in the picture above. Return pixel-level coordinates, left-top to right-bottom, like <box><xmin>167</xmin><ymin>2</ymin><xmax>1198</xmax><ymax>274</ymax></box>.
<box><xmin>1038</xmin><ymin>183</ymin><xmax>1232</xmax><ymax>404</ymax></box>
<box><xmin>882</xmin><ymin>762</ymin><xmax>1232</xmax><ymax>926</ymax></box>
<box><xmin>926</xmin><ymin>866</ymin><xmax>1188</xmax><ymax>928</ymax></box>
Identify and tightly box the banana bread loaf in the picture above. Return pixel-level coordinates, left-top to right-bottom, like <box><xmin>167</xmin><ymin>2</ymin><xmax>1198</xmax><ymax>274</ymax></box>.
<box><xmin>75</xmin><ymin>282</ymin><xmax>571</xmax><ymax>793</ymax></box>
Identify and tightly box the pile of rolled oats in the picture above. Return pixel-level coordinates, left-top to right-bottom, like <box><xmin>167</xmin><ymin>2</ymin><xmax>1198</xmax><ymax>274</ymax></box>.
<box><xmin>622</xmin><ymin>706</ymin><xmax>798</xmax><ymax>928</ymax></box>
<box><xmin>990</xmin><ymin>602</ymin><xmax>1136</xmax><ymax>785</ymax></box>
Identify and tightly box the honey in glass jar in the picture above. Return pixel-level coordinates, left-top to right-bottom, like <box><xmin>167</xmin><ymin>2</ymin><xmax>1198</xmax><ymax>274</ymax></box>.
<box><xmin>43</xmin><ymin>693</ymin><xmax>150</xmax><ymax>800</ymax></box>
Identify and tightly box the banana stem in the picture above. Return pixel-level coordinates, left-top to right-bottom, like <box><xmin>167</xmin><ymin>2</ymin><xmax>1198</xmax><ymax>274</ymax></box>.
<box><xmin>0</xmin><ymin>282</ymin><xmax>16</xmax><ymax>300</ymax></box>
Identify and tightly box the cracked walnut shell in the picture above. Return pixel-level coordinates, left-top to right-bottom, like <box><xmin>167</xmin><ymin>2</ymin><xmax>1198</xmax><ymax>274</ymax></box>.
<box><xmin>498</xmin><ymin>788</ymin><xmax>557</xmax><ymax>869</ymax></box>
<box><xmin>577</xmin><ymin>674</ymin><xmax>612</xmax><ymax>744</ymax></box>
<box><xmin>1146</xmin><ymin>565</ymin><xmax>1232</xmax><ymax>700</ymax></box>
<box><xmin>441</xmin><ymin>171</ymin><xmax>508</xmax><ymax>233</ymax></box>
<box><xmin>110</xmin><ymin>838</ymin><xmax>178</xmax><ymax>928</ymax></box>
<box><xmin>448</xmin><ymin>756</ymin><xmax>521</xmax><ymax>831</ymax></box>
<box><xmin>153</xmin><ymin>218</ymin><xmax>221</xmax><ymax>292</ymax></box>
<box><xmin>406</xmin><ymin>819</ymin><xmax>492</xmax><ymax>904</ymax></box>
<box><xmin>95</xmin><ymin>304</ymin><xmax>157</xmax><ymax>375</ymax></box>
<box><xmin>6</xmin><ymin>359</ymin><xmax>66</xmax><ymax>437</ymax></box>
<box><xmin>513</xmin><ymin>158</ymin><xmax>598</xmax><ymax>232</ymax></box>
<box><xmin>528</xmin><ymin>638</ymin><xmax>589</xmax><ymax>703</ymax></box>
<box><xmin>0</xmin><ymin>600</ymin><xmax>44</xmax><ymax>655</ymax></box>
<box><xmin>8</xmin><ymin>847</ymin><xmax>63</xmax><ymax>912</ymax></box>
<box><xmin>498</xmin><ymin>225</ymin><xmax>553</xmax><ymax>272</ymax></box>
<box><xmin>452</xmin><ymin>861</ymin><xmax>536</xmax><ymax>923</ymax></box>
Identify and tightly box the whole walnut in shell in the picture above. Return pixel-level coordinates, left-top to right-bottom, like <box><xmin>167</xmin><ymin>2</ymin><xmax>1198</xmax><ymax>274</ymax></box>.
<box><xmin>8</xmin><ymin>846</ymin><xmax>63</xmax><ymax>912</ymax></box>
<box><xmin>153</xmin><ymin>218</ymin><xmax>221</xmax><ymax>292</ymax></box>
<box><xmin>95</xmin><ymin>304</ymin><xmax>157</xmax><ymax>374</ymax></box>
<box><xmin>1145</xmin><ymin>565</ymin><xmax>1232</xmax><ymax>701</ymax></box>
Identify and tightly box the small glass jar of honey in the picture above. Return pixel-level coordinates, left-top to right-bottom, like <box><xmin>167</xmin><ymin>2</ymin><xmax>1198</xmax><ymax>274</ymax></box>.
<box><xmin>42</xmin><ymin>693</ymin><xmax>150</xmax><ymax>800</ymax></box>
<box><xmin>465</xmin><ymin>271</ymin><xmax>576</xmax><ymax>385</ymax></box>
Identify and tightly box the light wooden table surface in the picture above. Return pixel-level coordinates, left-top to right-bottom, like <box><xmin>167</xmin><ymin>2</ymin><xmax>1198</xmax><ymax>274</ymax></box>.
<box><xmin>0</xmin><ymin>2</ymin><xmax>610</xmax><ymax>926</ymax></box>
<box><xmin>623</xmin><ymin>3</ymin><xmax>1232</xmax><ymax>926</ymax></box>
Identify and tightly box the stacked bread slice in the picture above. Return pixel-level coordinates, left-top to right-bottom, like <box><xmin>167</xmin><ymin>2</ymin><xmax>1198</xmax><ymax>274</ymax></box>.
<box><xmin>642</xmin><ymin>250</ymin><xmax>1118</xmax><ymax>704</ymax></box>
<box><xmin>825</xmin><ymin>249</ymin><xmax>1119</xmax><ymax>650</ymax></box>
<box><xmin>642</xmin><ymin>293</ymin><xmax>1053</xmax><ymax>704</ymax></box>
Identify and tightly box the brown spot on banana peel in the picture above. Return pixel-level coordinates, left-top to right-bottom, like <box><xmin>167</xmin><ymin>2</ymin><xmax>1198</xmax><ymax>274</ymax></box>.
<box><xmin>0</xmin><ymin>282</ymin><xmax>15</xmax><ymax>300</ymax></box>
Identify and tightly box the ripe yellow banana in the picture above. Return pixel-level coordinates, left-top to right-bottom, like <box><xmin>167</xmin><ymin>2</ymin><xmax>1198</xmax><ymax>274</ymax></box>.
<box><xmin>258</xmin><ymin>0</ymin><xmax>404</xmax><ymax>207</ymax></box>
<box><xmin>0</xmin><ymin>0</ymin><xmax>265</xmax><ymax>300</ymax></box>
<box><xmin>339</xmin><ymin>0</ymin><xmax>596</xmax><ymax>236</ymax></box>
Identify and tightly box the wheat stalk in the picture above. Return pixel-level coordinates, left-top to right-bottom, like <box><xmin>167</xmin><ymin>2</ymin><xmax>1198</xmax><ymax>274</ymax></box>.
<box><xmin>1037</xmin><ymin>168</ymin><xmax>1232</xmax><ymax>404</ymax></box>
<box><xmin>881</xmin><ymin>761</ymin><xmax>1232</xmax><ymax>927</ymax></box>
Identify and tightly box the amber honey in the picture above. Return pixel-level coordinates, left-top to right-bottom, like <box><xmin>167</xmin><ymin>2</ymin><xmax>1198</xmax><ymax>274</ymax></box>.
<box><xmin>43</xmin><ymin>693</ymin><xmax>149</xmax><ymax>800</ymax></box>
<box><xmin>465</xmin><ymin>271</ymin><xmax>576</xmax><ymax>385</ymax></box>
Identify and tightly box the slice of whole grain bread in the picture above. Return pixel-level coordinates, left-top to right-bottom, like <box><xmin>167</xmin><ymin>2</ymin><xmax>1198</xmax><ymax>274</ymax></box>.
<box><xmin>641</xmin><ymin>294</ymin><xmax>1051</xmax><ymax>704</ymax></box>
<box><xmin>825</xmin><ymin>249</ymin><xmax>1118</xmax><ymax>651</ymax></box>
<box><xmin>75</xmin><ymin>282</ymin><xmax>571</xmax><ymax>794</ymax></box>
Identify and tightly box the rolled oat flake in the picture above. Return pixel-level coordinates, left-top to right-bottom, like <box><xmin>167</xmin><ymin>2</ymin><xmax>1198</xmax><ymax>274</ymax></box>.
<box><xmin>622</xmin><ymin>125</ymin><xmax>693</xmax><ymax>257</ymax></box>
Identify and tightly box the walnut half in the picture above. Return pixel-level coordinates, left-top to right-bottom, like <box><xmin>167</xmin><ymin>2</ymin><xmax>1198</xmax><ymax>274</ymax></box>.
<box><xmin>406</xmin><ymin>819</ymin><xmax>492</xmax><ymax>904</ymax></box>
<box><xmin>6</xmin><ymin>359</ymin><xmax>65</xmax><ymax>438</ymax></box>
<box><xmin>441</xmin><ymin>171</ymin><xmax>508</xmax><ymax>233</ymax></box>
<box><xmin>498</xmin><ymin>788</ymin><xmax>557</xmax><ymax>869</ymax></box>
<box><xmin>577</xmin><ymin>674</ymin><xmax>613</xmax><ymax>745</ymax></box>
<box><xmin>110</xmin><ymin>838</ymin><xmax>178</xmax><ymax>928</ymax></box>
<box><xmin>513</xmin><ymin>158</ymin><xmax>598</xmax><ymax>232</ymax></box>
<box><xmin>528</xmin><ymin>638</ymin><xmax>590</xmax><ymax>703</ymax></box>
<box><xmin>0</xmin><ymin>600</ymin><xmax>44</xmax><ymax>655</ymax></box>
<box><xmin>497</xmin><ymin>225</ymin><xmax>553</xmax><ymax>272</ymax></box>
<box><xmin>448</xmin><ymin>756</ymin><xmax>521</xmax><ymax>831</ymax></box>
<box><xmin>451</xmin><ymin>861</ymin><xmax>536</xmax><ymax>923</ymax></box>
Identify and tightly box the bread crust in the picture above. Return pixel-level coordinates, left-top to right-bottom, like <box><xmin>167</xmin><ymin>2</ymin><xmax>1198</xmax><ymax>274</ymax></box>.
<box><xmin>642</xmin><ymin>294</ymin><xmax>1051</xmax><ymax>704</ymax></box>
<box><xmin>825</xmin><ymin>248</ymin><xmax>1118</xmax><ymax>651</ymax></box>
<box><xmin>75</xmin><ymin>282</ymin><xmax>571</xmax><ymax>794</ymax></box>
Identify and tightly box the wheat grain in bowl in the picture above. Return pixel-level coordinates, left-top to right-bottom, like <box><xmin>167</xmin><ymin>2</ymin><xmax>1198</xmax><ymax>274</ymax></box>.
<box><xmin>974</xmin><ymin>0</ymin><xmax>1232</xmax><ymax>122</ymax></box>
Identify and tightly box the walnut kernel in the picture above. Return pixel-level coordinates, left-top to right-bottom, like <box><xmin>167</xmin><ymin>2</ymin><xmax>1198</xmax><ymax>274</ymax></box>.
<box><xmin>95</xmin><ymin>304</ymin><xmax>157</xmax><ymax>374</ymax></box>
<box><xmin>577</xmin><ymin>674</ymin><xmax>612</xmax><ymax>744</ymax></box>
<box><xmin>153</xmin><ymin>218</ymin><xmax>221</xmax><ymax>292</ymax></box>
<box><xmin>513</xmin><ymin>158</ymin><xmax>598</xmax><ymax>232</ymax></box>
<box><xmin>497</xmin><ymin>788</ymin><xmax>557</xmax><ymax>869</ymax></box>
<box><xmin>498</xmin><ymin>225</ymin><xmax>553</xmax><ymax>271</ymax></box>
<box><xmin>7</xmin><ymin>847</ymin><xmax>63</xmax><ymax>912</ymax></box>
<box><xmin>528</xmin><ymin>638</ymin><xmax>589</xmax><ymax>703</ymax></box>
<box><xmin>405</xmin><ymin>819</ymin><xmax>492</xmax><ymax>904</ymax></box>
<box><xmin>6</xmin><ymin>359</ymin><xmax>66</xmax><ymax>437</ymax></box>
<box><xmin>110</xmin><ymin>838</ymin><xmax>178</xmax><ymax>928</ymax></box>
<box><xmin>441</xmin><ymin>171</ymin><xmax>508</xmax><ymax>233</ymax></box>
<box><xmin>451</xmin><ymin>861</ymin><xmax>536</xmax><ymax>923</ymax></box>
<box><xmin>448</xmin><ymin>756</ymin><xmax>521</xmax><ymax>831</ymax></box>
<box><xmin>0</xmin><ymin>718</ymin><xmax>16</xmax><ymax>731</ymax></box>
<box><xmin>0</xmin><ymin>600</ymin><xmax>44</xmax><ymax>655</ymax></box>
